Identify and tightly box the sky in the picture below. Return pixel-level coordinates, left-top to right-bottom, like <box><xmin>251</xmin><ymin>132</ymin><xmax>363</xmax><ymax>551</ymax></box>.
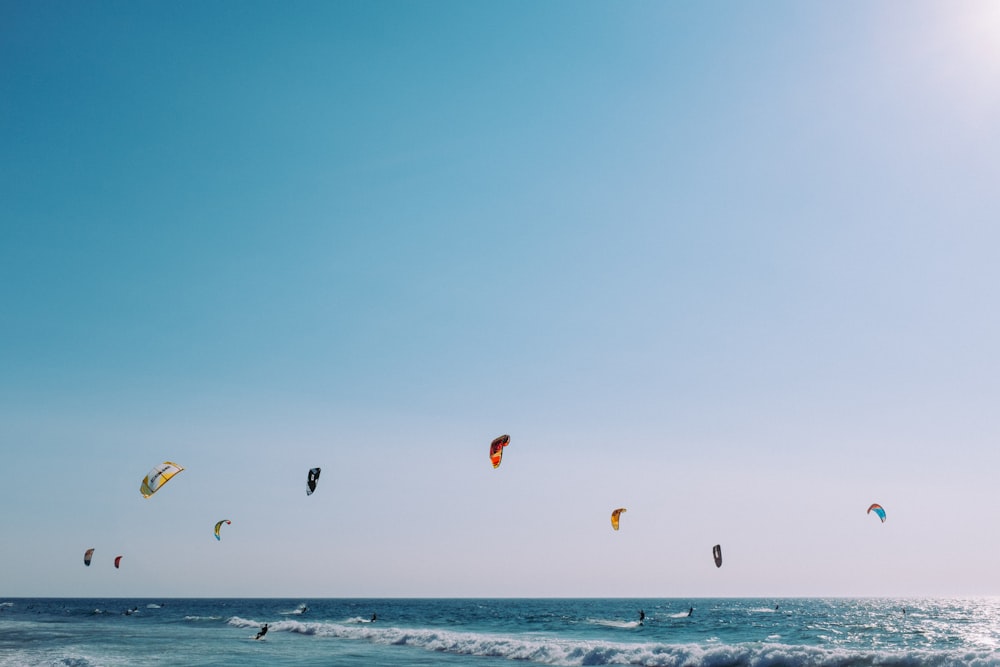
<box><xmin>2</xmin><ymin>0</ymin><xmax>1000</xmax><ymax>599</ymax></box>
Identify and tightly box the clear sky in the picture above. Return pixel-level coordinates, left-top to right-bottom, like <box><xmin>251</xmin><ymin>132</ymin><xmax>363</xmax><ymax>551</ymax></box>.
<box><xmin>2</xmin><ymin>0</ymin><xmax>999</xmax><ymax>599</ymax></box>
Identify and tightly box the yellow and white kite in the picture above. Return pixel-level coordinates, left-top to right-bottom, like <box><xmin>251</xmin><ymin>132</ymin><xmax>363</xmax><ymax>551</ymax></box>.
<box><xmin>140</xmin><ymin>461</ymin><xmax>185</xmax><ymax>498</ymax></box>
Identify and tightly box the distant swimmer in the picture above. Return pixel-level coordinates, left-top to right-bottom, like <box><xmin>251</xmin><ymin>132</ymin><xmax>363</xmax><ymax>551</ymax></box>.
<box><xmin>255</xmin><ymin>623</ymin><xmax>269</xmax><ymax>640</ymax></box>
<box><xmin>638</xmin><ymin>609</ymin><xmax>645</xmax><ymax>625</ymax></box>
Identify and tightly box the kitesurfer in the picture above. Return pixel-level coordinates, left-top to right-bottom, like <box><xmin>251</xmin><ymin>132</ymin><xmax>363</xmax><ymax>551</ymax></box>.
<box><xmin>638</xmin><ymin>609</ymin><xmax>645</xmax><ymax>625</ymax></box>
<box><xmin>371</xmin><ymin>612</ymin><xmax>377</xmax><ymax>622</ymax></box>
<box><xmin>687</xmin><ymin>607</ymin><xmax>694</xmax><ymax>617</ymax></box>
<box><xmin>255</xmin><ymin>623</ymin><xmax>269</xmax><ymax>640</ymax></box>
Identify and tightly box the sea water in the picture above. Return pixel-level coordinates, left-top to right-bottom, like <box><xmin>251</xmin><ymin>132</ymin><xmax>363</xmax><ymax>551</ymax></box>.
<box><xmin>2</xmin><ymin>598</ymin><xmax>999</xmax><ymax>666</ymax></box>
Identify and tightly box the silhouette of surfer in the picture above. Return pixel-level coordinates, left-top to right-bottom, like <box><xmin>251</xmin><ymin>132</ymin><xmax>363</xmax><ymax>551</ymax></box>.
<box><xmin>687</xmin><ymin>607</ymin><xmax>694</xmax><ymax>617</ymax></box>
<box><xmin>638</xmin><ymin>609</ymin><xmax>645</xmax><ymax>625</ymax></box>
<box><xmin>255</xmin><ymin>623</ymin><xmax>269</xmax><ymax>640</ymax></box>
<box><xmin>371</xmin><ymin>612</ymin><xmax>377</xmax><ymax>622</ymax></box>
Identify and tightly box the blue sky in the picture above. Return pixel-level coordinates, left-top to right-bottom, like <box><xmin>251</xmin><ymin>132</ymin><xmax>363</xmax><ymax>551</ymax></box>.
<box><xmin>2</xmin><ymin>0</ymin><xmax>999</xmax><ymax>598</ymax></box>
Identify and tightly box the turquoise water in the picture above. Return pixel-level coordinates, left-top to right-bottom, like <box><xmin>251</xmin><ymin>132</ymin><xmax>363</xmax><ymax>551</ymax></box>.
<box><xmin>2</xmin><ymin>598</ymin><xmax>999</xmax><ymax>666</ymax></box>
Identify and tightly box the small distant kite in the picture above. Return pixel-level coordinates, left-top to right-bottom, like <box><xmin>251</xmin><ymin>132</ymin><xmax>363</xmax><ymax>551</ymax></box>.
<box><xmin>214</xmin><ymin>520</ymin><xmax>231</xmax><ymax>541</ymax></box>
<box><xmin>307</xmin><ymin>467</ymin><xmax>321</xmax><ymax>495</ymax></box>
<box><xmin>114</xmin><ymin>555</ymin><xmax>123</xmax><ymax>569</ymax></box>
<box><xmin>611</xmin><ymin>507</ymin><xmax>627</xmax><ymax>531</ymax></box>
<box><xmin>140</xmin><ymin>461</ymin><xmax>185</xmax><ymax>498</ymax></box>
<box><xmin>84</xmin><ymin>548</ymin><xmax>94</xmax><ymax>566</ymax></box>
<box><xmin>489</xmin><ymin>435</ymin><xmax>510</xmax><ymax>469</ymax></box>
<box><xmin>867</xmin><ymin>503</ymin><xmax>886</xmax><ymax>523</ymax></box>
<box><xmin>713</xmin><ymin>544</ymin><xmax>723</xmax><ymax>568</ymax></box>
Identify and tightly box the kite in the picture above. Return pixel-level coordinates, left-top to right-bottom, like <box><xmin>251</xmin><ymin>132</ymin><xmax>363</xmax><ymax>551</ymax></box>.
<box><xmin>489</xmin><ymin>435</ymin><xmax>510</xmax><ymax>469</ymax></box>
<box><xmin>713</xmin><ymin>544</ymin><xmax>723</xmax><ymax>568</ymax></box>
<box><xmin>611</xmin><ymin>507</ymin><xmax>627</xmax><ymax>531</ymax></box>
<box><xmin>84</xmin><ymin>548</ymin><xmax>94</xmax><ymax>566</ymax></box>
<box><xmin>114</xmin><ymin>556</ymin><xmax>122</xmax><ymax>569</ymax></box>
<box><xmin>214</xmin><ymin>520</ymin><xmax>231</xmax><ymax>541</ymax></box>
<box><xmin>867</xmin><ymin>503</ymin><xmax>886</xmax><ymax>523</ymax></box>
<box><xmin>140</xmin><ymin>461</ymin><xmax>185</xmax><ymax>498</ymax></box>
<box><xmin>307</xmin><ymin>467</ymin><xmax>321</xmax><ymax>495</ymax></box>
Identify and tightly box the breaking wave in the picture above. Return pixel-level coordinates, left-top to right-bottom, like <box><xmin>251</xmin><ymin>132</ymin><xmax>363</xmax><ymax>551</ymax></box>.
<box><xmin>225</xmin><ymin>618</ymin><xmax>1000</xmax><ymax>666</ymax></box>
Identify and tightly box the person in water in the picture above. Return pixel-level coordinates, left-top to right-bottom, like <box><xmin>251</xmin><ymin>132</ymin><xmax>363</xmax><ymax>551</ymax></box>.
<box><xmin>371</xmin><ymin>612</ymin><xmax>377</xmax><ymax>622</ymax></box>
<box><xmin>255</xmin><ymin>623</ymin><xmax>269</xmax><ymax>640</ymax></box>
<box><xmin>687</xmin><ymin>607</ymin><xmax>694</xmax><ymax>617</ymax></box>
<box><xmin>638</xmin><ymin>609</ymin><xmax>645</xmax><ymax>625</ymax></box>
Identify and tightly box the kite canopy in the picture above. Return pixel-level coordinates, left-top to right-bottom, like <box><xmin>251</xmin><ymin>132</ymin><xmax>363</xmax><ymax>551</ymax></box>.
<box><xmin>84</xmin><ymin>548</ymin><xmax>94</xmax><ymax>566</ymax></box>
<box><xmin>611</xmin><ymin>508</ymin><xmax>627</xmax><ymax>531</ymax></box>
<box><xmin>713</xmin><ymin>544</ymin><xmax>723</xmax><ymax>568</ymax></box>
<box><xmin>214</xmin><ymin>519</ymin><xmax>231</xmax><ymax>540</ymax></box>
<box><xmin>114</xmin><ymin>555</ymin><xmax>122</xmax><ymax>569</ymax></box>
<box><xmin>489</xmin><ymin>435</ymin><xmax>510</xmax><ymax>469</ymax></box>
<box><xmin>140</xmin><ymin>461</ymin><xmax>185</xmax><ymax>498</ymax></box>
<box><xmin>307</xmin><ymin>468</ymin><xmax>321</xmax><ymax>495</ymax></box>
<box><xmin>867</xmin><ymin>503</ymin><xmax>886</xmax><ymax>523</ymax></box>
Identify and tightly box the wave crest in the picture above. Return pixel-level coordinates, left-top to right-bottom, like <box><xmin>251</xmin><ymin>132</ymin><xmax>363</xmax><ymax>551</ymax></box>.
<box><xmin>223</xmin><ymin>619</ymin><xmax>1000</xmax><ymax>666</ymax></box>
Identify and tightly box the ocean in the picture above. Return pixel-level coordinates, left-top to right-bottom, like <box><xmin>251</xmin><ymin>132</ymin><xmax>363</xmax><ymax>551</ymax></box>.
<box><xmin>2</xmin><ymin>598</ymin><xmax>999</xmax><ymax>666</ymax></box>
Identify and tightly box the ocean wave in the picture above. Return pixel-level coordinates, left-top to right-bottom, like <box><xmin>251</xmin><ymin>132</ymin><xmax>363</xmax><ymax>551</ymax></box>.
<box><xmin>588</xmin><ymin>618</ymin><xmax>641</xmax><ymax>629</ymax></box>
<box><xmin>280</xmin><ymin>603</ymin><xmax>309</xmax><ymax>615</ymax></box>
<box><xmin>183</xmin><ymin>615</ymin><xmax>224</xmax><ymax>622</ymax></box>
<box><xmin>0</xmin><ymin>652</ymin><xmax>109</xmax><ymax>667</ymax></box>
<box><xmin>225</xmin><ymin>619</ymin><xmax>1000</xmax><ymax>666</ymax></box>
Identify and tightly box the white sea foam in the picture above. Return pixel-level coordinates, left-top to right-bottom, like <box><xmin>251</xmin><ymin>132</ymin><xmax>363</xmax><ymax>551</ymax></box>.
<box><xmin>589</xmin><ymin>618</ymin><xmax>641</xmax><ymax>629</ymax></box>
<box><xmin>280</xmin><ymin>603</ymin><xmax>309</xmax><ymax>615</ymax></box>
<box><xmin>225</xmin><ymin>618</ymin><xmax>1000</xmax><ymax>666</ymax></box>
